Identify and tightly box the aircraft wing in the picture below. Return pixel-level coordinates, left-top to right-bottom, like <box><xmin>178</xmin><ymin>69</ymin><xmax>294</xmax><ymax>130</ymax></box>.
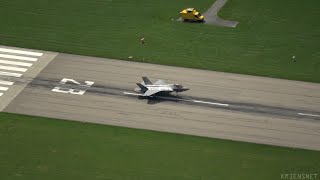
<box><xmin>143</xmin><ymin>90</ymin><xmax>161</xmax><ymax>96</ymax></box>
<box><xmin>153</xmin><ymin>79</ymin><xmax>166</xmax><ymax>85</ymax></box>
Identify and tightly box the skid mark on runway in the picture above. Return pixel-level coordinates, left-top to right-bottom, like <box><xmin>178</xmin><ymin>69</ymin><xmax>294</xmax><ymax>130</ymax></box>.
<box><xmin>22</xmin><ymin>75</ymin><xmax>320</xmax><ymax>121</ymax></box>
<box><xmin>123</xmin><ymin>91</ymin><xmax>320</xmax><ymax>120</ymax></box>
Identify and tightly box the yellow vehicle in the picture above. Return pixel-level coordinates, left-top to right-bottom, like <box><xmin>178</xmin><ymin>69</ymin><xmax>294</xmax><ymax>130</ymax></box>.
<box><xmin>180</xmin><ymin>8</ymin><xmax>204</xmax><ymax>22</ymax></box>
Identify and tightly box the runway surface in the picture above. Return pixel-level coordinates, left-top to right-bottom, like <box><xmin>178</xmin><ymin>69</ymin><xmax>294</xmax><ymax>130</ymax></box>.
<box><xmin>1</xmin><ymin>46</ymin><xmax>320</xmax><ymax>150</ymax></box>
<box><xmin>0</xmin><ymin>46</ymin><xmax>57</xmax><ymax>111</ymax></box>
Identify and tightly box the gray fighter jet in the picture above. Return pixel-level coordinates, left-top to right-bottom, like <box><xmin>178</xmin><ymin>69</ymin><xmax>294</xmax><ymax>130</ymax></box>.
<box><xmin>134</xmin><ymin>77</ymin><xmax>189</xmax><ymax>97</ymax></box>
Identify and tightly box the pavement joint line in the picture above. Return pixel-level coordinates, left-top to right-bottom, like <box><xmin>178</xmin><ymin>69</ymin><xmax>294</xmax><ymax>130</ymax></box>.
<box><xmin>298</xmin><ymin>113</ymin><xmax>320</xmax><ymax>117</ymax></box>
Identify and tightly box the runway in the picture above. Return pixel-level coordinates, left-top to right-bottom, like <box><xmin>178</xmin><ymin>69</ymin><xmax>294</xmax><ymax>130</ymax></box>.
<box><xmin>1</xmin><ymin>46</ymin><xmax>320</xmax><ymax>150</ymax></box>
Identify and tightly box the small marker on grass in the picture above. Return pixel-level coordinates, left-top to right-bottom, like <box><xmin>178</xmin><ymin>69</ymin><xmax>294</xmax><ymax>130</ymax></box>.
<box><xmin>140</xmin><ymin>37</ymin><xmax>145</xmax><ymax>44</ymax></box>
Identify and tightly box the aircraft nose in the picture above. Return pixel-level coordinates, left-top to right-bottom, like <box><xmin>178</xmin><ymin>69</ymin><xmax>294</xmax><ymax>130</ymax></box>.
<box><xmin>183</xmin><ymin>87</ymin><xmax>190</xmax><ymax>91</ymax></box>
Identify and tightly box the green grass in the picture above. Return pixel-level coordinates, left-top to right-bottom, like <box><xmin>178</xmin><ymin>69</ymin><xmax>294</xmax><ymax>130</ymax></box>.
<box><xmin>0</xmin><ymin>0</ymin><xmax>319</xmax><ymax>83</ymax></box>
<box><xmin>0</xmin><ymin>112</ymin><xmax>319</xmax><ymax>180</ymax></box>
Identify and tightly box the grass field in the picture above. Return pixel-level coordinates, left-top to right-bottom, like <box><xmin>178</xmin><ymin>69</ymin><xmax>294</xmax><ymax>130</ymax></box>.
<box><xmin>0</xmin><ymin>0</ymin><xmax>319</xmax><ymax>82</ymax></box>
<box><xmin>0</xmin><ymin>112</ymin><xmax>319</xmax><ymax>180</ymax></box>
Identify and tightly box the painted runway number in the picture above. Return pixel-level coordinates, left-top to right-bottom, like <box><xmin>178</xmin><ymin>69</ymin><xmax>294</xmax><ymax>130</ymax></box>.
<box><xmin>52</xmin><ymin>78</ymin><xmax>94</xmax><ymax>95</ymax></box>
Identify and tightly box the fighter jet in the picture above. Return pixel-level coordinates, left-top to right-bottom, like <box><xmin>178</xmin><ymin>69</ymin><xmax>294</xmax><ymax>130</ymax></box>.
<box><xmin>134</xmin><ymin>77</ymin><xmax>189</xmax><ymax>97</ymax></box>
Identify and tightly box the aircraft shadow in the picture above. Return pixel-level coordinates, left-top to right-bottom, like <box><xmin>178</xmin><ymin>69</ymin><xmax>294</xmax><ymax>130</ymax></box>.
<box><xmin>137</xmin><ymin>93</ymin><xmax>181</xmax><ymax>105</ymax></box>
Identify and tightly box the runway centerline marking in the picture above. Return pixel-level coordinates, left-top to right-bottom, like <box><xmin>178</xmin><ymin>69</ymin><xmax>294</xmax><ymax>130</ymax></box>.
<box><xmin>186</xmin><ymin>99</ymin><xmax>229</xmax><ymax>106</ymax></box>
<box><xmin>123</xmin><ymin>92</ymin><xmax>143</xmax><ymax>96</ymax></box>
<box><xmin>298</xmin><ymin>113</ymin><xmax>320</xmax><ymax>117</ymax></box>
<box><xmin>0</xmin><ymin>47</ymin><xmax>43</xmax><ymax>56</ymax></box>
<box><xmin>123</xmin><ymin>92</ymin><xmax>229</xmax><ymax>107</ymax></box>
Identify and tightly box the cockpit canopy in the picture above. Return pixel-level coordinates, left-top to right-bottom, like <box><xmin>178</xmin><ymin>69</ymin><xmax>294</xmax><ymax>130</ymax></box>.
<box><xmin>173</xmin><ymin>84</ymin><xmax>183</xmax><ymax>88</ymax></box>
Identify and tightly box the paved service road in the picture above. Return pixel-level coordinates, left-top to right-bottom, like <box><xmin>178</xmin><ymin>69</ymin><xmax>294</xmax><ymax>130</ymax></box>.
<box><xmin>3</xmin><ymin>52</ymin><xmax>320</xmax><ymax>150</ymax></box>
<box><xmin>203</xmin><ymin>0</ymin><xmax>239</xmax><ymax>27</ymax></box>
<box><xmin>177</xmin><ymin>0</ymin><xmax>238</xmax><ymax>27</ymax></box>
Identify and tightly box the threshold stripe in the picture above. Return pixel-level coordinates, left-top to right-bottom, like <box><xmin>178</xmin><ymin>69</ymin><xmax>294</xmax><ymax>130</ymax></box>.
<box><xmin>0</xmin><ymin>59</ymin><xmax>32</xmax><ymax>67</ymax></box>
<box><xmin>0</xmin><ymin>47</ymin><xmax>43</xmax><ymax>56</ymax></box>
<box><xmin>0</xmin><ymin>71</ymin><xmax>22</xmax><ymax>77</ymax></box>
<box><xmin>0</xmin><ymin>65</ymin><xmax>27</xmax><ymax>72</ymax></box>
<box><xmin>0</xmin><ymin>86</ymin><xmax>8</xmax><ymax>91</ymax></box>
<box><xmin>0</xmin><ymin>80</ymin><xmax>14</xmax><ymax>85</ymax></box>
<box><xmin>0</xmin><ymin>54</ymin><xmax>37</xmax><ymax>61</ymax></box>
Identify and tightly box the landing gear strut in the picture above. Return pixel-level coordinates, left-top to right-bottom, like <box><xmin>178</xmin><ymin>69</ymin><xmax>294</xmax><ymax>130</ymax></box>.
<box><xmin>176</xmin><ymin>92</ymin><xmax>181</xmax><ymax>98</ymax></box>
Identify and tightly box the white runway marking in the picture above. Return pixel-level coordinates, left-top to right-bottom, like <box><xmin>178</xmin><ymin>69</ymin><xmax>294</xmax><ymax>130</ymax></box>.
<box><xmin>0</xmin><ymin>47</ymin><xmax>43</xmax><ymax>56</ymax></box>
<box><xmin>184</xmin><ymin>99</ymin><xmax>229</xmax><ymax>106</ymax></box>
<box><xmin>298</xmin><ymin>113</ymin><xmax>320</xmax><ymax>117</ymax></box>
<box><xmin>0</xmin><ymin>47</ymin><xmax>46</xmax><ymax>99</ymax></box>
<box><xmin>0</xmin><ymin>59</ymin><xmax>33</xmax><ymax>67</ymax></box>
<box><xmin>123</xmin><ymin>92</ymin><xmax>229</xmax><ymax>107</ymax></box>
<box><xmin>0</xmin><ymin>54</ymin><xmax>38</xmax><ymax>62</ymax></box>
<box><xmin>124</xmin><ymin>92</ymin><xmax>143</xmax><ymax>96</ymax></box>
<box><xmin>0</xmin><ymin>86</ymin><xmax>9</xmax><ymax>91</ymax></box>
<box><xmin>0</xmin><ymin>65</ymin><xmax>27</xmax><ymax>72</ymax></box>
<box><xmin>0</xmin><ymin>71</ymin><xmax>22</xmax><ymax>77</ymax></box>
<box><xmin>52</xmin><ymin>78</ymin><xmax>95</xmax><ymax>95</ymax></box>
<box><xmin>0</xmin><ymin>80</ymin><xmax>14</xmax><ymax>85</ymax></box>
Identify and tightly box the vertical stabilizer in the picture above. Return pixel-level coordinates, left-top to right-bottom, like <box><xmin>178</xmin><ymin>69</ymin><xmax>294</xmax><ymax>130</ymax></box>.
<box><xmin>142</xmin><ymin>77</ymin><xmax>153</xmax><ymax>85</ymax></box>
<box><xmin>136</xmin><ymin>83</ymin><xmax>148</xmax><ymax>92</ymax></box>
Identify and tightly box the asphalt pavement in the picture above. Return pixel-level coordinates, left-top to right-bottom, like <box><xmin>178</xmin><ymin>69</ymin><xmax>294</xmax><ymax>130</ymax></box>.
<box><xmin>203</xmin><ymin>0</ymin><xmax>239</xmax><ymax>27</ymax></box>
<box><xmin>3</xmin><ymin>51</ymin><xmax>320</xmax><ymax>150</ymax></box>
